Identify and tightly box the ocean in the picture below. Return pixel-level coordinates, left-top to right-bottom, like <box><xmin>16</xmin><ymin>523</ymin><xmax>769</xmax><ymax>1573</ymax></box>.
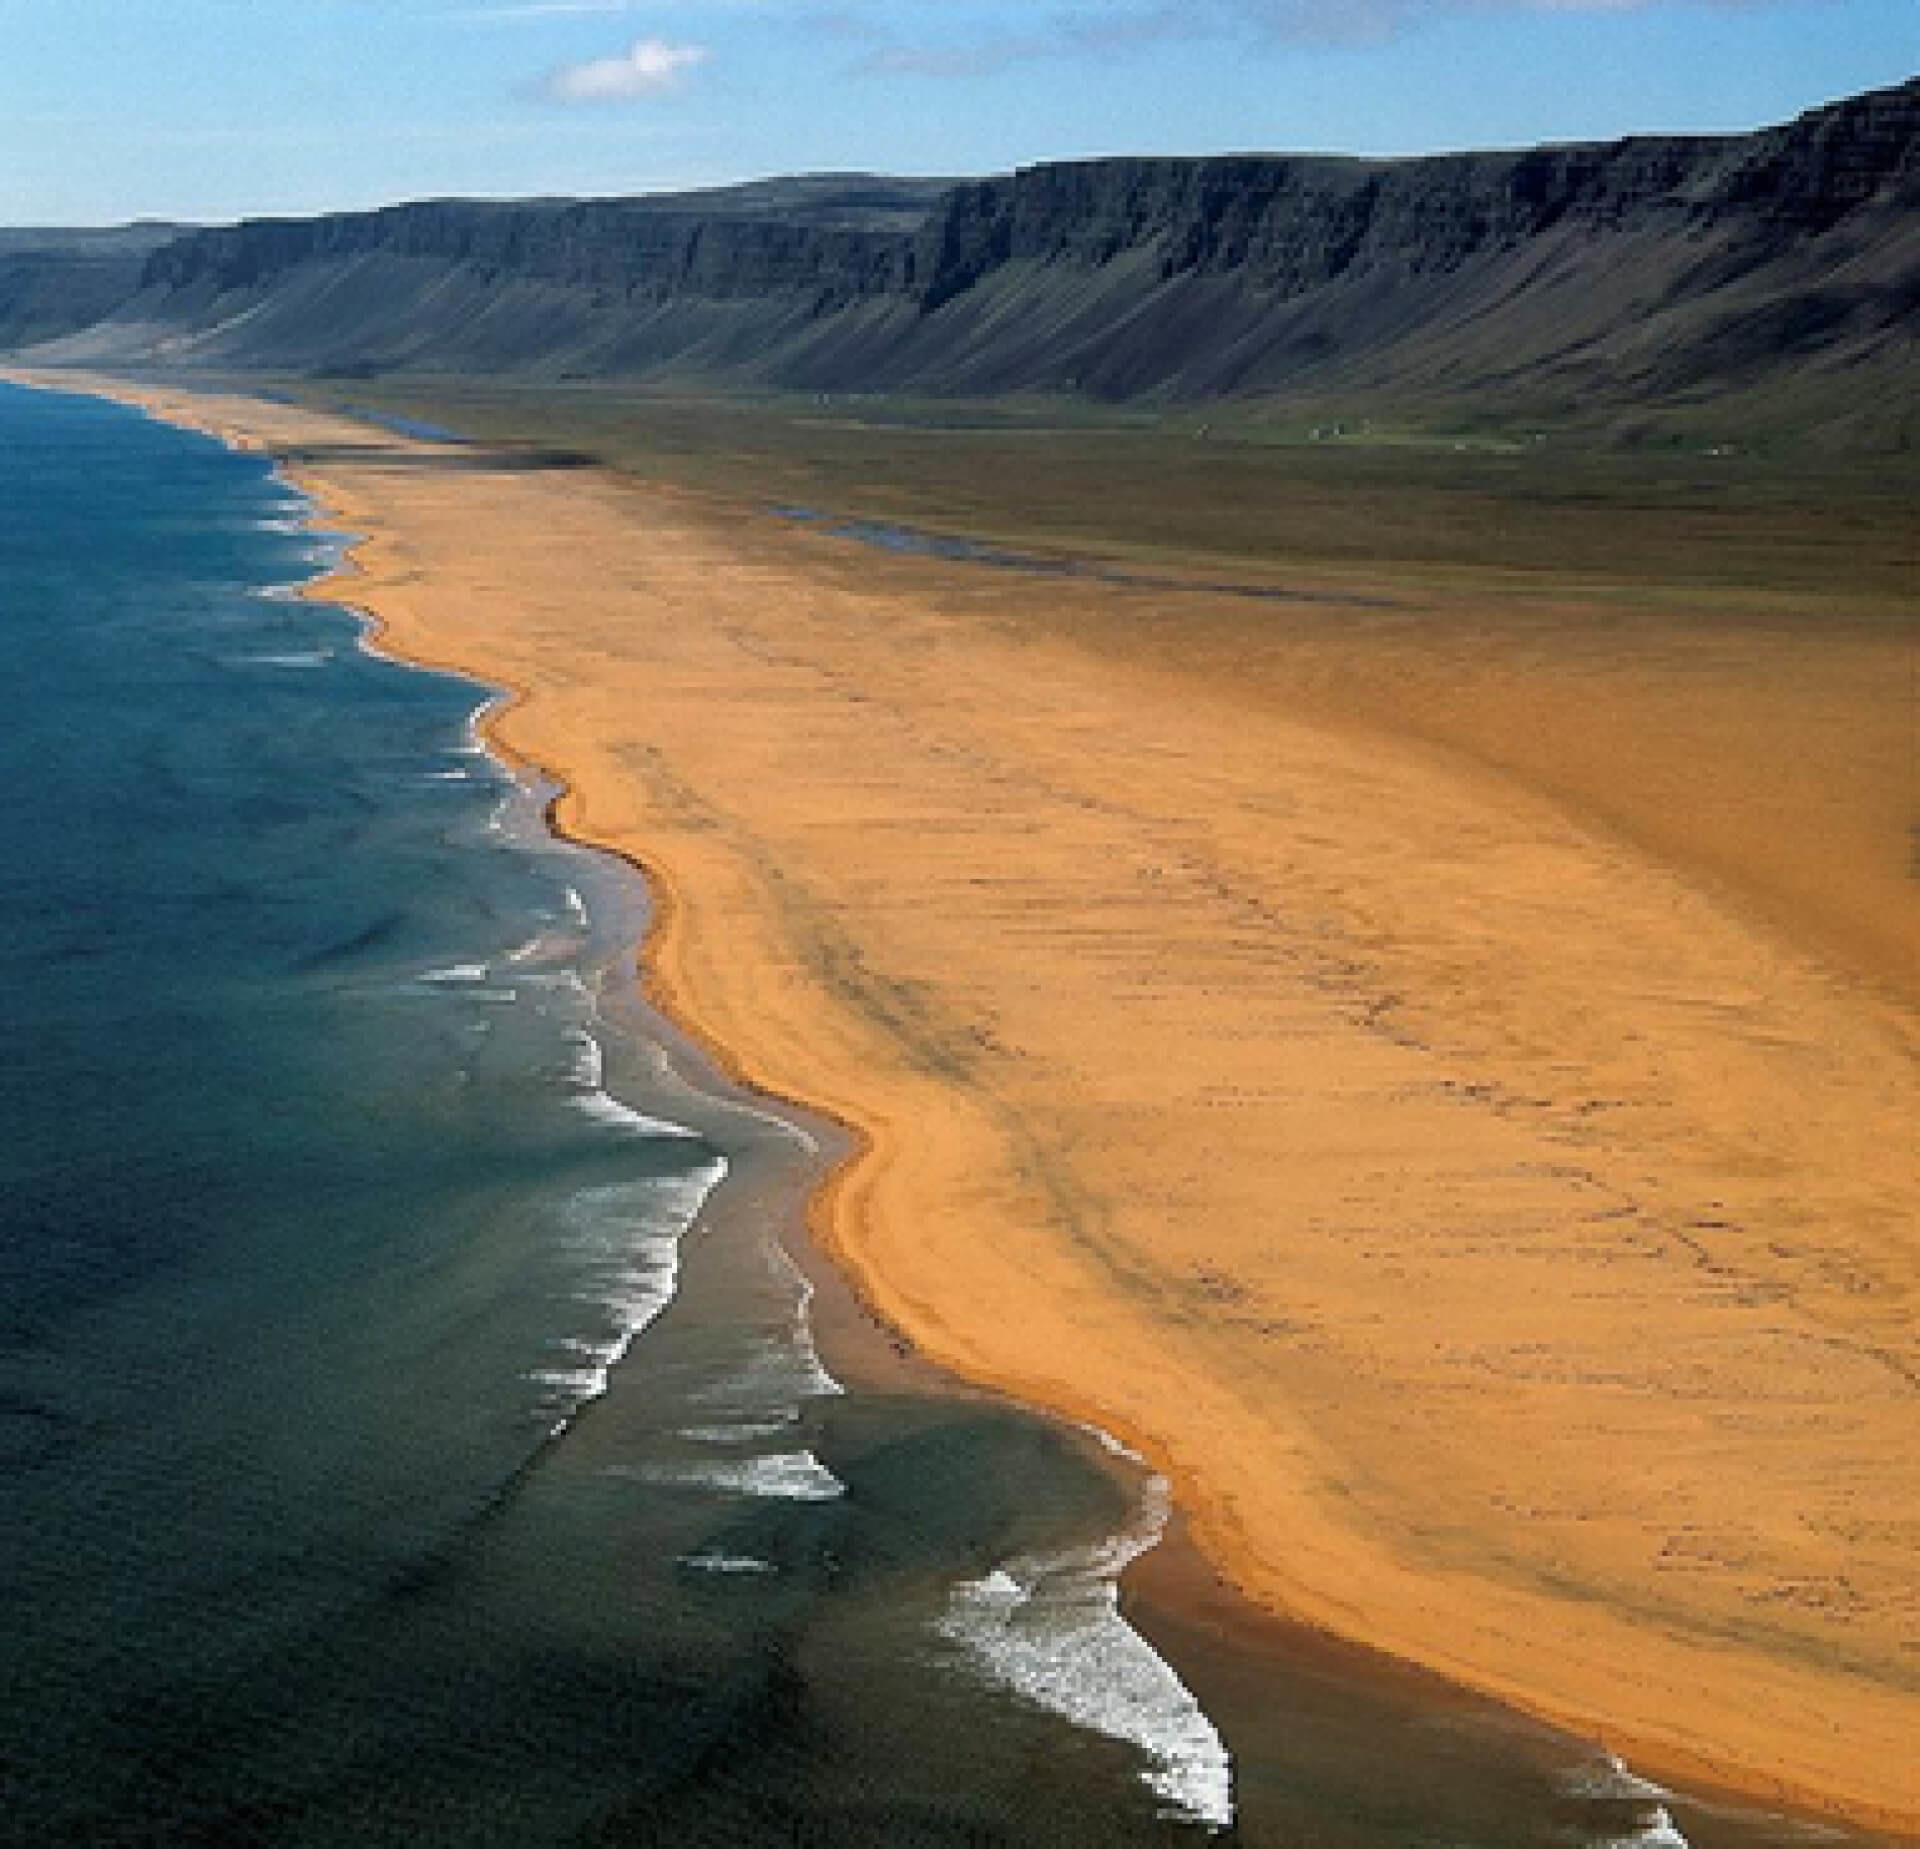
<box><xmin>0</xmin><ymin>381</ymin><xmax>1871</xmax><ymax>1848</ymax></box>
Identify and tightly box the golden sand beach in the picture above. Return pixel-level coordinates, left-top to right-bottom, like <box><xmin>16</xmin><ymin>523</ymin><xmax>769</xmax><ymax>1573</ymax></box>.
<box><xmin>28</xmin><ymin>377</ymin><xmax>1917</xmax><ymax>1831</ymax></box>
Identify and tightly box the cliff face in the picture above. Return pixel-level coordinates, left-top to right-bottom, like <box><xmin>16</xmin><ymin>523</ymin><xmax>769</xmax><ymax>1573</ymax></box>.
<box><xmin>18</xmin><ymin>79</ymin><xmax>1919</xmax><ymax>440</ymax></box>
<box><xmin>141</xmin><ymin>193</ymin><xmax>924</xmax><ymax>307</ymax></box>
<box><xmin>0</xmin><ymin>225</ymin><xmax>189</xmax><ymax>350</ymax></box>
<box><xmin>881</xmin><ymin>78</ymin><xmax>1917</xmax><ymax>412</ymax></box>
<box><xmin>61</xmin><ymin>182</ymin><xmax>942</xmax><ymax>383</ymax></box>
<box><xmin>910</xmin><ymin>74</ymin><xmax>1919</xmax><ymax>304</ymax></box>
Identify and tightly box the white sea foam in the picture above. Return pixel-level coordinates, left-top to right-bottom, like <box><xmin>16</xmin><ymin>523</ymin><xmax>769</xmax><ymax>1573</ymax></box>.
<box><xmin>625</xmin><ymin>1450</ymin><xmax>846</xmax><ymax>1502</ymax></box>
<box><xmin>560</xmin><ymin>1030</ymin><xmax>702</xmax><ymax>1139</ymax></box>
<box><xmin>571</xmin><ymin>1089</ymin><xmax>704</xmax><ymax>1139</ymax></box>
<box><xmin>620</xmin><ymin>1204</ymin><xmax>833</xmax><ymax>1476</ymax></box>
<box><xmin>610</xmin><ymin>1035</ymin><xmax>822</xmax><ymax>1161</ymax></box>
<box><xmin>759</xmin><ymin>1110</ymin><xmax>821</xmax><ymax>1155</ymax></box>
<box><xmin>690</xmin><ymin>1331</ymin><xmax>844</xmax><ymax>1417</ymax></box>
<box><xmin>529</xmin><ymin>1358</ymin><xmax>608</xmax><ymax>1398</ymax></box>
<box><xmin>934</xmin><ymin>1473</ymin><xmax>1234</xmax><ymax>1832</ymax></box>
<box><xmin>687</xmin><ymin>1071</ymin><xmax>823</xmax><ymax>1156</ymax></box>
<box><xmin>519</xmin><ymin>969</ymin><xmax>589</xmax><ymax>998</ymax></box>
<box><xmin>1569</xmin><ymin>1756</ymin><xmax>1695</xmax><ymax>1849</ymax></box>
<box><xmin>1591</xmin><ymin>1811</ymin><xmax>1691</xmax><ymax>1849</ymax></box>
<box><xmin>677</xmin><ymin>1417</ymin><xmax>801</xmax><ymax>1445</ymax></box>
<box><xmin>230</xmin><ymin>649</ymin><xmax>332</xmax><ymax>669</ymax></box>
<box><xmin>679</xmin><ymin>1552</ymin><xmax>778</xmax><ymax>1576</ymax></box>
<box><xmin>766</xmin><ymin>1234</ymin><xmax>846</xmax><ymax>1399</ymax></box>
<box><xmin>529</xmin><ymin>1162</ymin><xmax>726</xmax><ymax>1431</ymax></box>
<box><xmin>418</xmin><ymin>963</ymin><xmax>492</xmax><ymax>985</ymax></box>
<box><xmin>508</xmin><ymin>937</ymin><xmax>581</xmax><ymax>973</ymax></box>
<box><xmin>564</xmin><ymin>1028</ymin><xmax>604</xmax><ymax>1088</ymax></box>
<box><xmin>1080</xmin><ymin>1423</ymin><xmax>1149</xmax><ymax>1467</ymax></box>
<box><xmin>1606</xmin><ymin>1812</ymin><xmax>1691</xmax><ymax>1849</ymax></box>
<box><xmin>1567</xmin><ymin>1755</ymin><xmax>1674</xmax><ymax>1805</ymax></box>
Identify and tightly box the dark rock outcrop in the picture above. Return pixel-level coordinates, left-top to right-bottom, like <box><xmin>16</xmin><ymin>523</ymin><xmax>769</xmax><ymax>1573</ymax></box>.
<box><xmin>0</xmin><ymin>224</ymin><xmax>190</xmax><ymax>350</ymax></box>
<box><xmin>15</xmin><ymin>79</ymin><xmax>1918</xmax><ymax>441</ymax></box>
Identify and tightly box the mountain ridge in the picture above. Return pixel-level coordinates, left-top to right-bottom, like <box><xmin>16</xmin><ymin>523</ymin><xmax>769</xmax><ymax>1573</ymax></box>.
<box><xmin>12</xmin><ymin>79</ymin><xmax>1917</xmax><ymax>446</ymax></box>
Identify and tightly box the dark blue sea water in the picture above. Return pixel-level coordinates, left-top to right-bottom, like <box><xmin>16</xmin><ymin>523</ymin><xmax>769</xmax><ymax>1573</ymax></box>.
<box><xmin>0</xmin><ymin>383</ymin><xmax>1875</xmax><ymax>1849</ymax></box>
<box><xmin>0</xmin><ymin>381</ymin><xmax>1238</xmax><ymax>1847</ymax></box>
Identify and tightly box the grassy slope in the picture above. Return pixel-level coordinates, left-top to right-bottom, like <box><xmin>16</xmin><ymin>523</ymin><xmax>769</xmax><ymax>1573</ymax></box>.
<box><xmin>259</xmin><ymin>376</ymin><xmax>1916</xmax><ymax>605</ymax></box>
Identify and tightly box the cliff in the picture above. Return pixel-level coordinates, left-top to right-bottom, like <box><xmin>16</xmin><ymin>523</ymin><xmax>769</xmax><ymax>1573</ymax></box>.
<box><xmin>878</xmin><ymin>77</ymin><xmax>1918</xmax><ymax>420</ymax></box>
<box><xmin>0</xmin><ymin>225</ymin><xmax>190</xmax><ymax>350</ymax></box>
<box><xmin>16</xmin><ymin>79</ymin><xmax>1918</xmax><ymax>441</ymax></box>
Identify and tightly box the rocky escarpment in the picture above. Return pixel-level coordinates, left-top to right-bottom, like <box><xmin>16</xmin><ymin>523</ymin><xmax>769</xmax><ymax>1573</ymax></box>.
<box><xmin>71</xmin><ymin>179</ymin><xmax>947</xmax><ymax>382</ymax></box>
<box><xmin>885</xmin><ymin>77</ymin><xmax>1917</xmax><ymax>410</ymax></box>
<box><xmin>18</xmin><ymin>78</ymin><xmax>1919</xmax><ymax>441</ymax></box>
<box><xmin>140</xmin><ymin>186</ymin><xmax>931</xmax><ymax>307</ymax></box>
<box><xmin>0</xmin><ymin>225</ymin><xmax>190</xmax><ymax>350</ymax></box>
<box><xmin>912</xmin><ymin>75</ymin><xmax>1919</xmax><ymax>306</ymax></box>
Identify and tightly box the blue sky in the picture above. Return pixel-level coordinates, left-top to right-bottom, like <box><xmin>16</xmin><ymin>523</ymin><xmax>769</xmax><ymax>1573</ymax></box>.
<box><xmin>1</xmin><ymin>0</ymin><xmax>1913</xmax><ymax>224</ymax></box>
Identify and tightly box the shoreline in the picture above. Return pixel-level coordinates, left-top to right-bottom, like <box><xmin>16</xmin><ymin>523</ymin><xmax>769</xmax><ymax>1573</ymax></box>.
<box><xmin>11</xmin><ymin>368</ymin><xmax>1915</xmax><ymax>1837</ymax></box>
<box><xmin>260</xmin><ymin>389</ymin><xmax>1260</xmax><ymax>1833</ymax></box>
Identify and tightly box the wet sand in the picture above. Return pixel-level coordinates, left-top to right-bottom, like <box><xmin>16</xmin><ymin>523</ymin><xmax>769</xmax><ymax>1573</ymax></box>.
<box><xmin>21</xmin><ymin>373</ymin><xmax>1916</xmax><ymax>1832</ymax></box>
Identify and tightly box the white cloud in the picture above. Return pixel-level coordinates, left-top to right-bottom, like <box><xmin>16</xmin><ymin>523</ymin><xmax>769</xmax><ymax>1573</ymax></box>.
<box><xmin>542</xmin><ymin>36</ymin><xmax>712</xmax><ymax>100</ymax></box>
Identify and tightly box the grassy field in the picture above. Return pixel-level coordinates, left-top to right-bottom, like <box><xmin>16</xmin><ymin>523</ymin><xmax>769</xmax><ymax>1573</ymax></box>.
<box><xmin>246</xmin><ymin>376</ymin><xmax>1917</xmax><ymax>609</ymax></box>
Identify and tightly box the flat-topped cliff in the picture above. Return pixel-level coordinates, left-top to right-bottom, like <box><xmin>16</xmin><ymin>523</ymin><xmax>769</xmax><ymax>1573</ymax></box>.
<box><xmin>15</xmin><ymin>79</ymin><xmax>1917</xmax><ymax>441</ymax></box>
<box><xmin>0</xmin><ymin>224</ymin><xmax>191</xmax><ymax>350</ymax></box>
